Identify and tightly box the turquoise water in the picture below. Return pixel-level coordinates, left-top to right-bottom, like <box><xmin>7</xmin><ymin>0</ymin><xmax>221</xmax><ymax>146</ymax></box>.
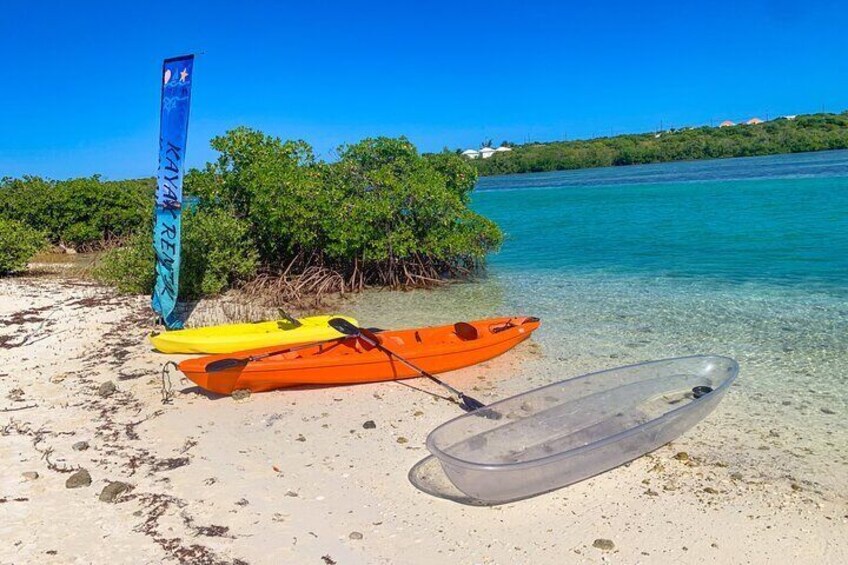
<box><xmin>350</xmin><ymin>150</ymin><xmax>848</xmax><ymax>496</ymax></box>
<box><xmin>474</xmin><ymin>150</ymin><xmax>848</xmax><ymax>291</ymax></box>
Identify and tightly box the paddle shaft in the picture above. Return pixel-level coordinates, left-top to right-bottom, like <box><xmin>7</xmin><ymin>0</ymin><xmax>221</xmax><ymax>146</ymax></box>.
<box><xmin>205</xmin><ymin>336</ymin><xmax>345</xmax><ymax>372</ymax></box>
<box><xmin>355</xmin><ymin>330</ymin><xmax>485</xmax><ymax>411</ymax></box>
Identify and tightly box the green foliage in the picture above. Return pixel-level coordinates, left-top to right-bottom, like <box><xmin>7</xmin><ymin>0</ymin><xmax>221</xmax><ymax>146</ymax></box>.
<box><xmin>473</xmin><ymin>112</ymin><xmax>848</xmax><ymax>176</ymax></box>
<box><xmin>180</xmin><ymin>208</ymin><xmax>258</xmax><ymax>297</ymax></box>
<box><xmin>0</xmin><ymin>176</ymin><xmax>152</xmax><ymax>249</ymax></box>
<box><xmin>95</xmin><ymin>208</ymin><xmax>258</xmax><ymax>297</ymax></box>
<box><xmin>24</xmin><ymin>127</ymin><xmax>502</xmax><ymax>296</ymax></box>
<box><xmin>423</xmin><ymin>151</ymin><xmax>478</xmax><ymax>203</ymax></box>
<box><xmin>185</xmin><ymin>129</ymin><xmax>503</xmax><ymax>285</ymax></box>
<box><xmin>93</xmin><ymin>231</ymin><xmax>156</xmax><ymax>294</ymax></box>
<box><xmin>0</xmin><ymin>218</ymin><xmax>47</xmax><ymax>275</ymax></box>
<box><xmin>321</xmin><ymin>139</ymin><xmax>500</xmax><ymax>268</ymax></box>
<box><xmin>188</xmin><ymin>127</ymin><xmax>323</xmax><ymax>261</ymax></box>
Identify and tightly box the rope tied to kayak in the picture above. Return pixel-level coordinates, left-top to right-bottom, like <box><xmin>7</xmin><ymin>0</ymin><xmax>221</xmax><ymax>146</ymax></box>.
<box><xmin>160</xmin><ymin>361</ymin><xmax>178</xmax><ymax>404</ymax></box>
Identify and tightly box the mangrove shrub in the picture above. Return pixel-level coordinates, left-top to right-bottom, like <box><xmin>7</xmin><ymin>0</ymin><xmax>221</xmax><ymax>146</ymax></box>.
<box><xmin>0</xmin><ymin>176</ymin><xmax>152</xmax><ymax>249</ymax></box>
<box><xmin>100</xmin><ymin>128</ymin><xmax>502</xmax><ymax>297</ymax></box>
<box><xmin>0</xmin><ymin>218</ymin><xmax>47</xmax><ymax>275</ymax></box>
<box><xmin>94</xmin><ymin>208</ymin><xmax>258</xmax><ymax>297</ymax></box>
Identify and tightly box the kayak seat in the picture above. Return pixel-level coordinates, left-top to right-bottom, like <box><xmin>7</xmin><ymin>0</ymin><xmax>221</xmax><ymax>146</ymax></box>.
<box><xmin>454</xmin><ymin>322</ymin><xmax>479</xmax><ymax>341</ymax></box>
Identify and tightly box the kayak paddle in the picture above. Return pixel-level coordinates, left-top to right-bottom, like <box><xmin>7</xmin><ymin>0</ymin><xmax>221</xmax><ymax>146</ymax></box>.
<box><xmin>327</xmin><ymin>317</ymin><xmax>490</xmax><ymax>414</ymax></box>
<box><xmin>204</xmin><ymin>336</ymin><xmax>346</xmax><ymax>373</ymax></box>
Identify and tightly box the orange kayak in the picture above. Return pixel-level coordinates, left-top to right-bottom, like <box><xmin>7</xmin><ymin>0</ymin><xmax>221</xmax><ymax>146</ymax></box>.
<box><xmin>178</xmin><ymin>316</ymin><xmax>540</xmax><ymax>395</ymax></box>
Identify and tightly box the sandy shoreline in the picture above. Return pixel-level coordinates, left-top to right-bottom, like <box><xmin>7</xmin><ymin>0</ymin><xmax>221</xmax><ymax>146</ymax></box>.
<box><xmin>1</xmin><ymin>276</ymin><xmax>846</xmax><ymax>564</ymax></box>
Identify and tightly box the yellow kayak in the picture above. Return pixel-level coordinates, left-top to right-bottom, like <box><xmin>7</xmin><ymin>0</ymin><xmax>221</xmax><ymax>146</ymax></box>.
<box><xmin>149</xmin><ymin>315</ymin><xmax>358</xmax><ymax>354</ymax></box>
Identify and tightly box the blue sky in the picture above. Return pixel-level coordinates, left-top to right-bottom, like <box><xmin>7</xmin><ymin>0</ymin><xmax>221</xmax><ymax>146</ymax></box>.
<box><xmin>1</xmin><ymin>0</ymin><xmax>846</xmax><ymax>179</ymax></box>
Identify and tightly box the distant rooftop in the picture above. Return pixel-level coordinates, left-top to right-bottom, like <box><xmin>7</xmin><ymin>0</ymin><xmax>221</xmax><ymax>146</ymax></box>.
<box><xmin>461</xmin><ymin>146</ymin><xmax>512</xmax><ymax>159</ymax></box>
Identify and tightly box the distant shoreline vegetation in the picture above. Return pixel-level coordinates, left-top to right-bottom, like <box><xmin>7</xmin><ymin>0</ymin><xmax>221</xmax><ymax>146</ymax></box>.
<box><xmin>468</xmin><ymin>112</ymin><xmax>848</xmax><ymax>176</ymax></box>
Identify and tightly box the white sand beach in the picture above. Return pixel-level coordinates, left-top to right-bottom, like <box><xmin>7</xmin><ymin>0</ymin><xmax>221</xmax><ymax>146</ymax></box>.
<box><xmin>2</xmin><ymin>275</ymin><xmax>846</xmax><ymax>564</ymax></box>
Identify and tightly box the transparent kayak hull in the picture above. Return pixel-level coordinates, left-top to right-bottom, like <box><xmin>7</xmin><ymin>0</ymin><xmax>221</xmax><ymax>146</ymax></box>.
<box><xmin>425</xmin><ymin>355</ymin><xmax>739</xmax><ymax>504</ymax></box>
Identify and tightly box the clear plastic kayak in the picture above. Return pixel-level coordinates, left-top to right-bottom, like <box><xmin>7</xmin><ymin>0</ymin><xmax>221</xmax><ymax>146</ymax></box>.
<box><xmin>422</xmin><ymin>355</ymin><xmax>739</xmax><ymax>504</ymax></box>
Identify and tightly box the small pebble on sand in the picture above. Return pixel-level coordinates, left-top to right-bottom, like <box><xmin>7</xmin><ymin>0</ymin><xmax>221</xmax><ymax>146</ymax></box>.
<box><xmin>232</xmin><ymin>389</ymin><xmax>251</xmax><ymax>401</ymax></box>
<box><xmin>65</xmin><ymin>469</ymin><xmax>92</xmax><ymax>489</ymax></box>
<box><xmin>396</xmin><ymin>437</ymin><xmax>408</xmax><ymax>444</ymax></box>
<box><xmin>673</xmin><ymin>452</ymin><xmax>689</xmax><ymax>461</ymax></box>
<box><xmin>98</xmin><ymin>381</ymin><xmax>116</xmax><ymax>398</ymax></box>
<box><xmin>22</xmin><ymin>472</ymin><xmax>39</xmax><ymax>481</ymax></box>
<box><xmin>593</xmin><ymin>539</ymin><xmax>615</xmax><ymax>551</ymax></box>
<box><xmin>363</xmin><ymin>420</ymin><xmax>376</xmax><ymax>429</ymax></box>
<box><xmin>99</xmin><ymin>481</ymin><xmax>131</xmax><ymax>503</ymax></box>
<box><xmin>349</xmin><ymin>531</ymin><xmax>363</xmax><ymax>540</ymax></box>
<box><xmin>72</xmin><ymin>441</ymin><xmax>89</xmax><ymax>451</ymax></box>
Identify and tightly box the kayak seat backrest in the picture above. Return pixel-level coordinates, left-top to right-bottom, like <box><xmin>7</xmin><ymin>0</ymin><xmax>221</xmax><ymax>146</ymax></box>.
<box><xmin>414</xmin><ymin>331</ymin><xmax>423</xmax><ymax>343</ymax></box>
<box><xmin>454</xmin><ymin>322</ymin><xmax>479</xmax><ymax>341</ymax></box>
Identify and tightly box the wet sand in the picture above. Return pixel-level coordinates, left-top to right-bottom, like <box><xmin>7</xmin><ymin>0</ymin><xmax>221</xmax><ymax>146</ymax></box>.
<box><xmin>1</xmin><ymin>276</ymin><xmax>846</xmax><ymax>564</ymax></box>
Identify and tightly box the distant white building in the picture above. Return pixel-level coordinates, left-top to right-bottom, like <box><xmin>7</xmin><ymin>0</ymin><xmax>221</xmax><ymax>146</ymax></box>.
<box><xmin>746</xmin><ymin>117</ymin><xmax>764</xmax><ymax>125</ymax></box>
<box><xmin>461</xmin><ymin>145</ymin><xmax>512</xmax><ymax>159</ymax></box>
<box><xmin>719</xmin><ymin>120</ymin><xmax>735</xmax><ymax>128</ymax></box>
<box><xmin>782</xmin><ymin>115</ymin><xmax>797</xmax><ymax>120</ymax></box>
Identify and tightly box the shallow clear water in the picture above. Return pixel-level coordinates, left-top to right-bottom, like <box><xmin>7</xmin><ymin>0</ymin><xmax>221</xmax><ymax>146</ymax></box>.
<box><xmin>350</xmin><ymin>150</ymin><xmax>848</xmax><ymax>496</ymax></box>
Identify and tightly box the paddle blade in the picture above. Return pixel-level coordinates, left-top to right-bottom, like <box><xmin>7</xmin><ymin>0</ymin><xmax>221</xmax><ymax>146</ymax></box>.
<box><xmin>328</xmin><ymin>317</ymin><xmax>360</xmax><ymax>336</ymax></box>
<box><xmin>458</xmin><ymin>394</ymin><xmax>501</xmax><ymax>419</ymax></box>
<box><xmin>459</xmin><ymin>394</ymin><xmax>484</xmax><ymax>411</ymax></box>
<box><xmin>205</xmin><ymin>358</ymin><xmax>249</xmax><ymax>373</ymax></box>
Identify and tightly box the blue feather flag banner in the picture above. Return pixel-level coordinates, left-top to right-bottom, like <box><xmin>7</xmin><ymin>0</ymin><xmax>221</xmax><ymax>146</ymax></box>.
<box><xmin>152</xmin><ymin>55</ymin><xmax>194</xmax><ymax>329</ymax></box>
